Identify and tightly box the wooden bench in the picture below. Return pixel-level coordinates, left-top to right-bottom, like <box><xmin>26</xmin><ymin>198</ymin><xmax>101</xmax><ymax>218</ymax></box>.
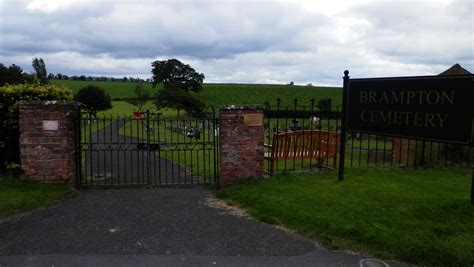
<box><xmin>264</xmin><ymin>130</ymin><xmax>340</xmax><ymax>175</ymax></box>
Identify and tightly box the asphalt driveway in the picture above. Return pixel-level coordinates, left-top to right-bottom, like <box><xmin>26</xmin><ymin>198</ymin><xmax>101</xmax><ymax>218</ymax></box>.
<box><xmin>0</xmin><ymin>188</ymin><xmax>404</xmax><ymax>266</ymax></box>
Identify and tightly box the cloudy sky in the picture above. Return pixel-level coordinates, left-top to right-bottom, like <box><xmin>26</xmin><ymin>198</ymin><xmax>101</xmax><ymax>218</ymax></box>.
<box><xmin>0</xmin><ymin>0</ymin><xmax>472</xmax><ymax>86</ymax></box>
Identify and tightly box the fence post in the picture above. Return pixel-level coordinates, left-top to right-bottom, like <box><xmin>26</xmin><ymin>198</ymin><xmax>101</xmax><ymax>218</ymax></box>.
<box><xmin>338</xmin><ymin>70</ymin><xmax>350</xmax><ymax>181</ymax></box>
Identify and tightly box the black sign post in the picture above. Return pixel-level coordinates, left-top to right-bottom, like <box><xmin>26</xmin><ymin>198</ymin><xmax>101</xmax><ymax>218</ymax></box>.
<box><xmin>339</xmin><ymin>73</ymin><xmax>474</xmax><ymax>203</ymax></box>
<box><xmin>338</xmin><ymin>70</ymin><xmax>349</xmax><ymax>181</ymax></box>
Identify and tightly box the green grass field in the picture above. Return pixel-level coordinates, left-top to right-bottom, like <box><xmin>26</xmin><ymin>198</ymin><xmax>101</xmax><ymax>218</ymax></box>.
<box><xmin>0</xmin><ymin>178</ymin><xmax>77</xmax><ymax>217</ymax></box>
<box><xmin>51</xmin><ymin>80</ymin><xmax>158</xmax><ymax>99</ymax></box>
<box><xmin>199</xmin><ymin>83</ymin><xmax>342</xmax><ymax>106</ymax></box>
<box><xmin>217</xmin><ymin>168</ymin><xmax>474</xmax><ymax>267</ymax></box>
<box><xmin>51</xmin><ymin>80</ymin><xmax>343</xmax><ymax>106</ymax></box>
<box><xmin>53</xmin><ymin>79</ymin><xmax>343</xmax><ymax>139</ymax></box>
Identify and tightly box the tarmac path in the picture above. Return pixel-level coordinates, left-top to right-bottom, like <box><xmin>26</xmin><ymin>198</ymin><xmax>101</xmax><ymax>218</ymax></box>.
<box><xmin>0</xmin><ymin>189</ymin><xmax>406</xmax><ymax>266</ymax></box>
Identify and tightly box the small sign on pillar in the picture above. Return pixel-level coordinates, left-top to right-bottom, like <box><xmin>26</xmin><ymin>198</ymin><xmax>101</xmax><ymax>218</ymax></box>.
<box><xmin>43</xmin><ymin>120</ymin><xmax>59</xmax><ymax>131</ymax></box>
<box><xmin>244</xmin><ymin>113</ymin><xmax>263</xmax><ymax>127</ymax></box>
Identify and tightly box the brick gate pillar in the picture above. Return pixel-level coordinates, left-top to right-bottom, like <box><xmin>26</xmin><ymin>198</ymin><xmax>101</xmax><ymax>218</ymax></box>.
<box><xmin>219</xmin><ymin>106</ymin><xmax>264</xmax><ymax>187</ymax></box>
<box><xmin>18</xmin><ymin>101</ymin><xmax>80</xmax><ymax>182</ymax></box>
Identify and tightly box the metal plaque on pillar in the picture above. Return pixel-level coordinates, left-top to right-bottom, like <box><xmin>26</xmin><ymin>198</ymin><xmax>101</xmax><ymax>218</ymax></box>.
<box><xmin>244</xmin><ymin>113</ymin><xmax>263</xmax><ymax>127</ymax></box>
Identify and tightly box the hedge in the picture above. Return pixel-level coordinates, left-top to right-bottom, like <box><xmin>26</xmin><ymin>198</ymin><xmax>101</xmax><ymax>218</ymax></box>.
<box><xmin>0</xmin><ymin>83</ymin><xmax>73</xmax><ymax>170</ymax></box>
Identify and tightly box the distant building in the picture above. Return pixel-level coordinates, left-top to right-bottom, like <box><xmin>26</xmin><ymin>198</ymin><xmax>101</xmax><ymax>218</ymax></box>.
<box><xmin>438</xmin><ymin>63</ymin><xmax>471</xmax><ymax>76</ymax></box>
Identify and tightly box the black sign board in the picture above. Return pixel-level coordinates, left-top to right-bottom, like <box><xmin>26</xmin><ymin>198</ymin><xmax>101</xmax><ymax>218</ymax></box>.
<box><xmin>346</xmin><ymin>75</ymin><xmax>474</xmax><ymax>144</ymax></box>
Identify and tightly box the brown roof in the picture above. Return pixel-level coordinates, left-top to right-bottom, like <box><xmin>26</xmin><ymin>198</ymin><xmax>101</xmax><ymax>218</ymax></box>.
<box><xmin>438</xmin><ymin>63</ymin><xmax>472</xmax><ymax>76</ymax></box>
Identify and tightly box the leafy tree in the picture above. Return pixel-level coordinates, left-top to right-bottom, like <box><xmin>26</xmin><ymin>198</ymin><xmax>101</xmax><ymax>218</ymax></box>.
<box><xmin>0</xmin><ymin>63</ymin><xmax>30</xmax><ymax>86</ymax></box>
<box><xmin>74</xmin><ymin>85</ymin><xmax>112</xmax><ymax>116</ymax></box>
<box><xmin>155</xmin><ymin>81</ymin><xmax>206</xmax><ymax>114</ymax></box>
<box><xmin>127</xmin><ymin>83</ymin><xmax>151</xmax><ymax>111</ymax></box>
<box><xmin>32</xmin><ymin>57</ymin><xmax>48</xmax><ymax>84</ymax></box>
<box><xmin>151</xmin><ymin>59</ymin><xmax>206</xmax><ymax>115</ymax></box>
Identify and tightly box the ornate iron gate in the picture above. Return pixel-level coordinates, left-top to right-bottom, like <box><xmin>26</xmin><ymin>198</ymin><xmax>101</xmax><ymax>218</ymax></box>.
<box><xmin>76</xmin><ymin>109</ymin><xmax>218</xmax><ymax>187</ymax></box>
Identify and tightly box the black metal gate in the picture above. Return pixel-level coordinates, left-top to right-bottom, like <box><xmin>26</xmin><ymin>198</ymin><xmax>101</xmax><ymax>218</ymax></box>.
<box><xmin>76</xmin><ymin>109</ymin><xmax>218</xmax><ymax>187</ymax></box>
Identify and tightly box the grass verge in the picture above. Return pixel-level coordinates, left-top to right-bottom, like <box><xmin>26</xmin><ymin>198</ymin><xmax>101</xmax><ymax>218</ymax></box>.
<box><xmin>216</xmin><ymin>168</ymin><xmax>474</xmax><ymax>266</ymax></box>
<box><xmin>0</xmin><ymin>178</ymin><xmax>77</xmax><ymax>218</ymax></box>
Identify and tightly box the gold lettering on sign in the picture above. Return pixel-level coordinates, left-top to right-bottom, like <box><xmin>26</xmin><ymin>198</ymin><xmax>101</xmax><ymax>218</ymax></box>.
<box><xmin>436</xmin><ymin>113</ymin><xmax>448</xmax><ymax>128</ymax></box>
<box><xmin>244</xmin><ymin>113</ymin><xmax>263</xmax><ymax>127</ymax></box>
<box><xmin>357</xmin><ymin>89</ymin><xmax>456</xmax><ymax>129</ymax></box>
<box><xmin>359</xmin><ymin>110</ymin><xmax>450</xmax><ymax>128</ymax></box>
<box><xmin>358</xmin><ymin>90</ymin><xmax>455</xmax><ymax>105</ymax></box>
<box><xmin>360</xmin><ymin>91</ymin><xmax>368</xmax><ymax>103</ymax></box>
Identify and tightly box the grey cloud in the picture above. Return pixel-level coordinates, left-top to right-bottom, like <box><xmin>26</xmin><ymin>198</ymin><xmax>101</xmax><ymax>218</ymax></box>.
<box><xmin>345</xmin><ymin>1</ymin><xmax>473</xmax><ymax>69</ymax></box>
<box><xmin>0</xmin><ymin>0</ymin><xmax>472</xmax><ymax>85</ymax></box>
<box><xmin>1</xmin><ymin>1</ymin><xmax>325</xmax><ymax>60</ymax></box>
